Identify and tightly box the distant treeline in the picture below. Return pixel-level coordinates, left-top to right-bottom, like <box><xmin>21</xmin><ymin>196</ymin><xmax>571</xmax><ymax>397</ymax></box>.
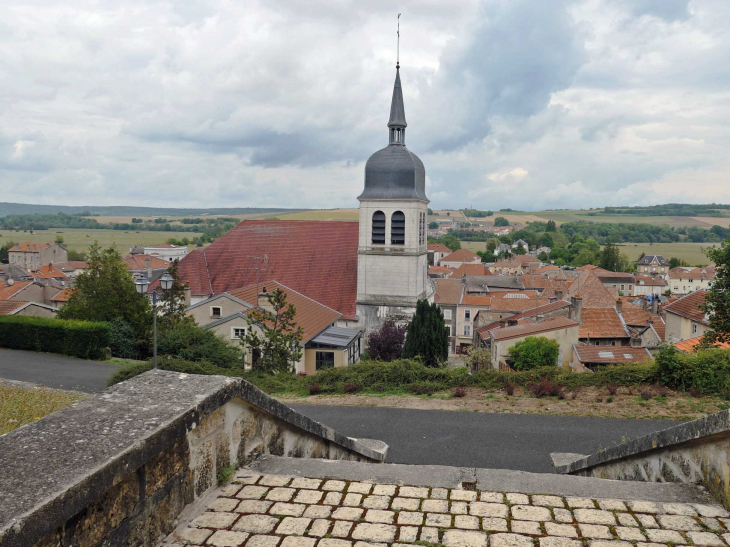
<box><xmin>602</xmin><ymin>203</ymin><xmax>730</xmax><ymax>217</ymax></box>
<box><xmin>463</xmin><ymin>209</ymin><xmax>493</xmax><ymax>217</ymax></box>
<box><xmin>560</xmin><ymin>222</ymin><xmax>729</xmax><ymax>244</ymax></box>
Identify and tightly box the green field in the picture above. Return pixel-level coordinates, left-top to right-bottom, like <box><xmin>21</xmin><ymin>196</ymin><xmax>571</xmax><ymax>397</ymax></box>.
<box><xmin>459</xmin><ymin>241</ymin><xmax>487</xmax><ymax>253</ymax></box>
<box><xmin>0</xmin><ymin>228</ymin><xmax>199</xmax><ymax>254</ymax></box>
<box><xmin>275</xmin><ymin>209</ymin><xmax>359</xmax><ymax>221</ymax></box>
<box><xmin>616</xmin><ymin>242</ymin><xmax>714</xmax><ymax>266</ymax></box>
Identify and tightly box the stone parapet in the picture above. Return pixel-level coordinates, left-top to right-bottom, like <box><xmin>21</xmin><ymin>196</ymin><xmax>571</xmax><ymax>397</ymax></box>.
<box><xmin>0</xmin><ymin>371</ymin><xmax>385</xmax><ymax>547</ymax></box>
<box><xmin>553</xmin><ymin>409</ymin><xmax>730</xmax><ymax>508</ymax></box>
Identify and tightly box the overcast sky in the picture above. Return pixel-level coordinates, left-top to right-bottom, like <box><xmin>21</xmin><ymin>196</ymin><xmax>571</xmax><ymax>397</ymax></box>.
<box><xmin>3</xmin><ymin>0</ymin><xmax>730</xmax><ymax>211</ymax></box>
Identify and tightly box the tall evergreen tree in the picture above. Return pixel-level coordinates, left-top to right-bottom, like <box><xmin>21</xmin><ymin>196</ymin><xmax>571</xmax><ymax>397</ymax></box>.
<box><xmin>599</xmin><ymin>241</ymin><xmax>621</xmax><ymax>271</ymax></box>
<box><xmin>402</xmin><ymin>300</ymin><xmax>448</xmax><ymax>367</ymax></box>
<box><xmin>546</xmin><ymin>220</ymin><xmax>557</xmax><ymax>233</ymax></box>
<box><xmin>702</xmin><ymin>238</ymin><xmax>730</xmax><ymax>344</ymax></box>
<box><xmin>158</xmin><ymin>259</ymin><xmax>194</xmax><ymax>328</ymax></box>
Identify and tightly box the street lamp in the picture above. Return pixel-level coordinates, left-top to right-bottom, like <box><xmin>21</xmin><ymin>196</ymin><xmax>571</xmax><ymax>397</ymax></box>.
<box><xmin>135</xmin><ymin>272</ymin><xmax>175</xmax><ymax>369</ymax></box>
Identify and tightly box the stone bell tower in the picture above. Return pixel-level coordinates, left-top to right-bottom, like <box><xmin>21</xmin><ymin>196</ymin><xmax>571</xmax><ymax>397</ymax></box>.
<box><xmin>355</xmin><ymin>63</ymin><xmax>434</xmax><ymax>334</ymax></box>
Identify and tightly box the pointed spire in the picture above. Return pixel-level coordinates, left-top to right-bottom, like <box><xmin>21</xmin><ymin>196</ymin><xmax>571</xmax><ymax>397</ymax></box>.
<box><xmin>388</xmin><ymin>67</ymin><xmax>407</xmax><ymax>129</ymax></box>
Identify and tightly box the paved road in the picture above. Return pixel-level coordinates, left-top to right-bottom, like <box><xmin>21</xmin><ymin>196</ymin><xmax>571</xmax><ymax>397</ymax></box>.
<box><xmin>0</xmin><ymin>348</ymin><xmax>122</xmax><ymax>393</ymax></box>
<box><xmin>290</xmin><ymin>405</ymin><xmax>675</xmax><ymax>473</ymax></box>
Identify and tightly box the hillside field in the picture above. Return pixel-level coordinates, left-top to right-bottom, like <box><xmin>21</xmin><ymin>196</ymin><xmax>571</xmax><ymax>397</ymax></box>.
<box><xmin>0</xmin><ymin>228</ymin><xmax>198</xmax><ymax>254</ymax></box>
<box><xmin>275</xmin><ymin>209</ymin><xmax>359</xmax><ymax>221</ymax></box>
<box><xmin>616</xmin><ymin>242</ymin><xmax>713</xmax><ymax>266</ymax></box>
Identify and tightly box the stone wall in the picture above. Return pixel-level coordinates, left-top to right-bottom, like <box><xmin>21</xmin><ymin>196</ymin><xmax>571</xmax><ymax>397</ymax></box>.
<box><xmin>0</xmin><ymin>371</ymin><xmax>385</xmax><ymax>547</ymax></box>
<box><xmin>554</xmin><ymin>409</ymin><xmax>730</xmax><ymax>509</ymax></box>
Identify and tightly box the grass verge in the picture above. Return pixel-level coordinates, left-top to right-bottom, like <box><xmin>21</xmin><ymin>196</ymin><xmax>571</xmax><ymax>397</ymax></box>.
<box><xmin>0</xmin><ymin>382</ymin><xmax>87</xmax><ymax>435</ymax></box>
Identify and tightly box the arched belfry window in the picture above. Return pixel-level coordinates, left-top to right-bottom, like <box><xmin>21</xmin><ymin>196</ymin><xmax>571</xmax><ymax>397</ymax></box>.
<box><xmin>391</xmin><ymin>211</ymin><xmax>405</xmax><ymax>245</ymax></box>
<box><xmin>372</xmin><ymin>211</ymin><xmax>386</xmax><ymax>244</ymax></box>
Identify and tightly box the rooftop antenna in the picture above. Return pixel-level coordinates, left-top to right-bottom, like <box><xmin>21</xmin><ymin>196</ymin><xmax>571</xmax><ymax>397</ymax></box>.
<box><xmin>397</xmin><ymin>13</ymin><xmax>401</xmax><ymax>68</ymax></box>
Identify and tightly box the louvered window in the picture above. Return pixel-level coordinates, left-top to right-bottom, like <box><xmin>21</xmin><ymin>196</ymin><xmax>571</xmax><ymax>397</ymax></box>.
<box><xmin>372</xmin><ymin>211</ymin><xmax>386</xmax><ymax>244</ymax></box>
<box><xmin>391</xmin><ymin>211</ymin><xmax>405</xmax><ymax>245</ymax></box>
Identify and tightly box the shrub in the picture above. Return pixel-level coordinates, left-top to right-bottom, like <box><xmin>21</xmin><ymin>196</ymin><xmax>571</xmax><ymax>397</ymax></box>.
<box><xmin>464</xmin><ymin>347</ymin><xmax>492</xmax><ymax>372</ymax></box>
<box><xmin>344</xmin><ymin>382</ymin><xmax>362</xmax><ymax>393</ymax></box>
<box><xmin>640</xmin><ymin>389</ymin><xmax>652</xmax><ymax>400</ymax></box>
<box><xmin>309</xmin><ymin>382</ymin><xmax>322</xmax><ymax>395</ymax></box>
<box><xmin>453</xmin><ymin>387</ymin><xmax>467</xmax><ymax>398</ymax></box>
<box><xmin>607</xmin><ymin>384</ymin><xmax>618</xmax><ymax>396</ymax></box>
<box><xmin>508</xmin><ymin>337</ymin><xmax>560</xmax><ymax>371</ymax></box>
<box><xmin>367</xmin><ymin>321</ymin><xmax>407</xmax><ymax>361</ymax></box>
<box><xmin>528</xmin><ymin>378</ymin><xmax>564</xmax><ymax>398</ymax></box>
<box><xmin>504</xmin><ymin>383</ymin><xmax>515</xmax><ymax>396</ymax></box>
<box><xmin>157</xmin><ymin>323</ymin><xmax>244</xmax><ymax>368</ymax></box>
<box><xmin>108</xmin><ymin>318</ymin><xmax>144</xmax><ymax>359</ymax></box>
<box><xmin>689</xmin><ymin>387</ymin><xmax>703</xmax><ymax>398</ymax></box>
<box><xmin>408</xmin><ymin>384</ymin><xmax>435</xmax><ymax>396</ymax></box>
<box><xmin>657</xmin><ymin>345</ymin><xmax>730</xmax><ymax>396</ymax></box>
<box><xmin>0</xmin><ymin>316</ymin><xmax>111</xmax><ymax>360</ymax></box>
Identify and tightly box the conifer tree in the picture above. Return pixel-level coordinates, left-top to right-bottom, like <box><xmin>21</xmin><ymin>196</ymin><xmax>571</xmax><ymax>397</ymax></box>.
<box><xmin>703</xmin><ymin>238</ymin><xmax>730</xmax><ymax>344</ymax></box>
<box><xmin>402</xmin><ymin>300</ymin><xmax>448</xmax><ymax>367</ymax></box>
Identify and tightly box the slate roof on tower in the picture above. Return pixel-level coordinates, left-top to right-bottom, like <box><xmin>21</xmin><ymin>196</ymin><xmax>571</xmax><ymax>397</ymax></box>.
<box><xmin>358</xmin><ymin>66</ymin><xmax>427</xmax><ymax>202</ymax></box>
<box><xmin>177</xmin><ymin>220</ymin><xmax>359</xmax><ymax>319</ymax></box>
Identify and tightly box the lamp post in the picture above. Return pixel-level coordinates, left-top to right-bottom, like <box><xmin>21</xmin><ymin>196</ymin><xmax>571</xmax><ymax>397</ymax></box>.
<box><xmin>135</xmin><ymin>272</ymin><xmax>174</xmax><ymax>369</ymax></box>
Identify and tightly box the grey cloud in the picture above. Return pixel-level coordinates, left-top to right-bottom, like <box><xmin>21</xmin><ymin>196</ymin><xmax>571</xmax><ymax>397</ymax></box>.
<box><xmin>627</xmin><ymin>0</ymin><xmax>690</xmax><ymax>21</ymax></box>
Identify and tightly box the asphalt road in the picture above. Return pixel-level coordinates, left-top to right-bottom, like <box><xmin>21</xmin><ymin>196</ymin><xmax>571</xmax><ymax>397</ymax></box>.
<box><xmin>290</xmin><ymin>404</ymin><xmax>675</xmax><ymax>473</ymax></box>
<box><xmin>0</xmin><ymin>348</ymin><xmax>121</xmax><ymax>393</ymax></box>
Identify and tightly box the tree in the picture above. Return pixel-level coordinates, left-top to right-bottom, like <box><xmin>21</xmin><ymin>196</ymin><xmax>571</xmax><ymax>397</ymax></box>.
<box><xmin>540</xmin><ymin>233</ymin><xmax>554</xmax><ymax>248</ymax></box>
<box><xmin>485</xmin><ymin>238</ymin><xmax>500</xmax><ymax>255</ymax></box>
<box><xmin>54</xmin><ymin>235</ymin><xmax>65</xmax><ymax>247</ymax></box>
<box><xmin>367</xmin><ymin>321</ymin><xmax>407</xmax><ymax>361</ymax></box>
<box><xmin>428</xmin><ymin>221</ymin><xmax>439</xmax><ymax>229</ymax></box>
<box><xmin>546</xmin><ymin>220</ymin><xmax>557</xmax><ymax>233</ymax></box>
<box><xmin>515</xmin><ymin>243</ymin><xmax>526</xmax><ymax>255</ymax></box>
<box><xmin>67</xmin><ymin>249</ymin><xmax>86</xmax><ymax>261</ymax></box>
<box><xmin>446</xmin><ymin>212</ymin><xmax>451</xmax><ymax>217</ymax></box>
<box><xmin>702</xmin><ymin>238</ymin><xmax>730</xmax><ymax>344</ymax></box>
<box><xmin>669</xmin><ymin>257</ymin><xmax>690</xmax><ymax>269</ymax></box>
<box><xmin>242</xmin><ymin>288</ymin><xmax>304</xmax><ymax>373</ymax></box>
<box><xmin>402</xmin><ymin>300</ymin><xmax>448</xmax><ymax>367</ymax></box>
<box><xmin>507</xmin><ymin>336</ymin><xmax>560</xmax><ymax>370</ymax></box>
<box><xmin>573</xmin><ymin>248</ymin><xmax>598</xmax><ymax>267</ymax></box>
<box><xmin>599</xmin><ymin>242</ymin><xmax>621</xmax><ymax>271</ymax></box>
<box><xmin>441</xmin><ymin>234</ymin><xmax>461</xmax><ymax>251</ymax></box>
<box><xmin>0</xmin><ymin>241</ymin><xmax>16</xmax><ymax>262</ymax></box>
<box><xmin>427</xmin><ymin>208</ymin><xmax>435</xmax><ymax>215</ymax></box>
<box><xmin>494</xmin><ymin>217</ymin><xmax>510</xmax><ymax>227</ymax></box>
<box><xmin>58</xmin><ymin>243</ymin><xmax>151</xmax><ymax>335</ymax></box>
<box><xmin>464</xmin><ymin>346</ymin><xmax>492</xmax><ymax>372</ymax></box>
<box><xmin>158</xmin><ymin>259</ymin><xmax>194</xmax><ymax>328</ymax></box>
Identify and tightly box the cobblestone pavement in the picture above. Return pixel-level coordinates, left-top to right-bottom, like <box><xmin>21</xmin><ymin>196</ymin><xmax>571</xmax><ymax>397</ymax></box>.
<box><xmin>164</xmin><ymin>470</ymin><xmax>730</xmax><ymax>547</ymax></box>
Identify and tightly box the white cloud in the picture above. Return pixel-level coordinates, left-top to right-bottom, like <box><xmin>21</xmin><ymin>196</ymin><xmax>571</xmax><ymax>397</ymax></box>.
<box><xmin>2</xmin><ymin>0</ymin><xmax>730</xmax><ymax>210</ymax></box>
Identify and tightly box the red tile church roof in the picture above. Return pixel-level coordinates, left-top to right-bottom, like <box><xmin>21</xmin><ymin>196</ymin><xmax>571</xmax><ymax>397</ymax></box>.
<box><xmin>178</xmin><ymin>220</ymin><xmax>359</xmax><ymax>319</ymax></box>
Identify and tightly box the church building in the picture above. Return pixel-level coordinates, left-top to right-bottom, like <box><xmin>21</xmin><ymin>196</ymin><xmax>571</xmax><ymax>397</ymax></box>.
<box><xmin>356</xmin><ymin>63</ymin><xmax>435</xmax><ymax>333</ymax></box>
<box><xmin>178</xmin><ymin>63</ymin><xmax>434</xmax><ymax>339</ymax></box>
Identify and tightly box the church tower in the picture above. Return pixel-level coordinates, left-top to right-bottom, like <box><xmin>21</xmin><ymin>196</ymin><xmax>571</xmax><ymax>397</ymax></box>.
<box><xmin>356</xmin><ymin>63</ymin><xmax>434</xmax><ymax>334</ymax></box>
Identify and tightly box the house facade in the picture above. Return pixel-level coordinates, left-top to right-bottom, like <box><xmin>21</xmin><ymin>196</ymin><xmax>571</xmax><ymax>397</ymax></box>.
<box><xmin>668</xmin><ymin>266</ymin><xmax>714</xmax><ymax>295</ymax></box>
<box><xmin>8</xmin><ymin>242</ymin><xmax>68</xmax><ymax>270</ymax></box>
<box><xmin>636</xmin><ymin>255</ymin><xmax>669</xmax><ymax>278</ymax></box>
<box><xmin>664</xmin><ymin>290</ymin><xmax>710</xmax><ymax>342</ymax></box>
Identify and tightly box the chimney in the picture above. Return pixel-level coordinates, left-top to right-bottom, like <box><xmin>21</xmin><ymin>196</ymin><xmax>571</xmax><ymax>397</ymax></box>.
<box><xmin>499</xmin><ymin>319</ymin><xmax>506</xmax><ymax>329</ymax></box>
<box><xmin>616</xmin><ymin>299</ymin><xmax>623</xmax><ymax>314</ymax></box>
<box><xmin>258</xmin><ymin>286</ymin><xmax>275</xmax><ymax>313</ymax></box>
<box><xmin>651</xmin><ymin>296</ymin><xmax>658</xmax><ymax>316</ymax></box>
<box><xmin>570</xmin><ymin>296</ymin><xmax>583</xmax><ymax>323</ymax></box>
<box><xmin>548</xmin><ymin>296</ymin><xmax>556</xmax><ymax>304</ymax></box>
<box><xmin>536</xmin><ymin>314</ymin><xmax>545</xmax><ymax>322</ymax></box>
<box><xmin>555</xmin><ymin>289</ymin><xmax>564</xmax><ymax>301</ymax></box>
<box><xmin>145</xmin><ymin>257</ymin><xmax>152</xmax><ymax>280</ymax></box>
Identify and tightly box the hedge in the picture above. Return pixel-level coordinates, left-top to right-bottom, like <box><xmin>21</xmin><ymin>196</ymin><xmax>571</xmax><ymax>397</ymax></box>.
<box><xmin>108</xmin><ymin>356</ymin><xmax>664</xmax><ymax>396</ymax></box>
<box><xmin>0</xmin><ymin>316</ymin><xmax>111</xmax><ymax>360</ymax></box>
<box><xmin>657</xmin><ymin>345</ymin><xmax>730</xmax><ymax>397</ymax></box>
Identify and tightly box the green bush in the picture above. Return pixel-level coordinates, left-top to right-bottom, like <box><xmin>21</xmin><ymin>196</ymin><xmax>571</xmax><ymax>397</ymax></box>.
<box><xmin>508</xmin><ymin>336</ymin><xmax>560</xmax><ymax>371</ymax></box>
<box><xmin>157</xmin><ymin>323</ymin><xmax>244</xmax><ymax>368</ymax></box>
<box><xmin>0</xmin><ymin>316</ymin><xmax>111</xmax><ymax>359</ymax></box>
<box><xmin>657</xmin><ymin>345</ymin><xmax>730</xmax><ymax>396</ymax></box>
<box><xmin>108</xmin><ymin>318</ymin><xmax>144</xmax><ymax>359</ymax></box>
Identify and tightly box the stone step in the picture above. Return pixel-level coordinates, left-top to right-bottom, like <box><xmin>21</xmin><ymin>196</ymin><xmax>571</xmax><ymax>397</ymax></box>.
<box><xmin>248</xmin><ymin>455</ymin><xmax>716</xmax><ymax>505</ymax></box>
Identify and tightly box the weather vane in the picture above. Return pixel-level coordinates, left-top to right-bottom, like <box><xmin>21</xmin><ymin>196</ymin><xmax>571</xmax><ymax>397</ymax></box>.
<box><xmin>397</xmin><ymin>13</ymin><xmax>401</xmax><ymax>68</ymax></box>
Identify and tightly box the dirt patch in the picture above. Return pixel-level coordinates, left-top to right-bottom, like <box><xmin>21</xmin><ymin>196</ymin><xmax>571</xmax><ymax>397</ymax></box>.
<box><xmin>277</xmin><ymin>385</ymin><xmax>729</xmax><ymax>421</ymax></box>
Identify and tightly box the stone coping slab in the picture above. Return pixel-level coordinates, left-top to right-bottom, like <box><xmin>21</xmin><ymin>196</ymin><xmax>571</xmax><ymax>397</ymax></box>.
<box><xmin>0</xmin><ymin>371</ymin><xmax>384</xmax><ymax>539</ymax></box>
<box><xmin>249</xmin><ymin>456</ymin><xmax>715</xmax><ymax>505</ymax></box>
<box><xmin>161</xmin><ymin>466</ymin><xmax>729</xmax><ymax>547</ymax></box>
<box><xmin>553</xmin><ymin>409</ymin><xmax>730</xmax><ymax>475</ymax></box>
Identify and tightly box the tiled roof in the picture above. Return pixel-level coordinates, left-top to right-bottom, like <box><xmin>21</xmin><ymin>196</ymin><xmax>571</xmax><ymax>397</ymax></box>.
<box><xmin>541</xmin><ymin>278</ymin><xmax>571</xmax><ymax>300</ymax></box>
<box><xmin>450</xmin><ymin>263</ymin><xmax>491</xmax><ymax>278</ymax></box>
<box><xmin>429</xmin><ymin>266</ymin><xmax>454</xmax><ymax>275</ymax></box>
<box><xmin>637</xmin><ymin>255</ymin><xmax>669</xmax><ymax>266</ymax></box>
<box><xmin>635</xmin><ymin>275</ymin><xmax>667</xmax><ymax>287</ymax></box>
<box><xmin>441</xmin><ymin>249</ymin><xmax>480</xmax><ymax>263</ymax></box>
<box><xmin>227</xmin><ymin>280</ymin><xmax>342</xmax><ymax>343</ymax></box>
<box><xmin>9</xmin><ymin>242</ymin><xmax>52</xmax><ymax>253</ymax></box>
<box><xmin>464</xmin><ymin>276</ymin><xmax>524</xmax><ymax>292</ymax></box>
<box><xmin>674</xmin><ymin>335</ymin><xmax>730</xmax><ymax>353</ymax></box>
<box><xmin>596</xmin><ymin>271</ymin><xmax>635</xmax><ymax>283</ymax></box>
<box><xmin>606</xmin><ymin>286</ymin><xmax>619</xmax><ymax>300</ymax></box>
<box><xmin>124</xmin><ymin>254</ymin><xmax>170</xmax><ymax>271</ymax></box>
<box><xmin>461</xmin><ymin>295</ymin><xmax>550</xmax><ymax>312</ymax></box>
<box><xmin>576</xmin><ymin>265</ymin><xmax>604</xmax><ymax>271</ymax></box>
<box><xmin>568</xmin><ymin>270</ymin><xmax>617</xmax><ymax>309</ymax></box>
<box><xmin>492</xmin><ymin>254</ymin><xmax>539</xmax><ymax>268</ymax></box>
<box><xmin>51</xmin><ymin>288</ymin><xmax>75</xmax><ymax>302</ymax></box>
<box><xmin>621</xmin><ymin>306</ymin><xmax>652</xmax><ymax>326</ymax></box>
<box><xmin>0</xmin><ymin>300</ymin><xmax>26</xmax><ymax>315</ymax></box>
<box><xmin>428</xmin><ymin>243</ymin><xmax>452</xmax><ymax>253</ymax></box>
<box><xmin>476</xmin><ymin>300</ymin><xmax>572</xmax><ymax>336</ymax></box>
<box><xmin>53</xmin><ymin>261</ymin><xmax>88</xmax><ymax>272</ymax></box>
<box><xmin>534</xmin><ymin>265</ymin><xmax>560</xmax><ymax>273</ymax></box>
<box><xmin>434</xmin><ymin>278</ymin><xmax>463</xmax><ymax>305</ymax></box>
<box><xmin>521</xmin><ymin>274</ymin><xmax>550</xmax><ymax>290</ymax></box>
<box><xmin>0</xmin><ymin>280</ymin><xmax>32</xmax><ymax>300</ymax></box>
<box><xmin>30</xmin><ymin>265</ymin><xmax>67</xmax><ymax>279</ymax></box>
<box><xmin>573</xmin><ymin>345</ymin><xmax>652</xmax><ymax>364</ymax></box>
<box><xmin>668</xmin><ymin>267</ymin><xmax>714</xmax><ymax>280</ymax></box>
<box><xmin>664</xmin><ymin>290</ymin><xmax>709</xmax><ymax>325</ymax></box>
<box><xmin>650</xmin><ymin>316</ymin><xmax>666</xmax><ymax>341</ymax></box>
<box><xmin>489</xmin><ymin>316</ymin><xmax>580</xmax><ymax>342</ymax></box>
<box><xmin>177</xmin><ymin>220</ymin><xmax>359</xmax><ymax>319</ymax></box>
<box><xmin>579</xmin><ymin>308</ymin><xmax>629</xmax><ymax>339</ymax></box>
